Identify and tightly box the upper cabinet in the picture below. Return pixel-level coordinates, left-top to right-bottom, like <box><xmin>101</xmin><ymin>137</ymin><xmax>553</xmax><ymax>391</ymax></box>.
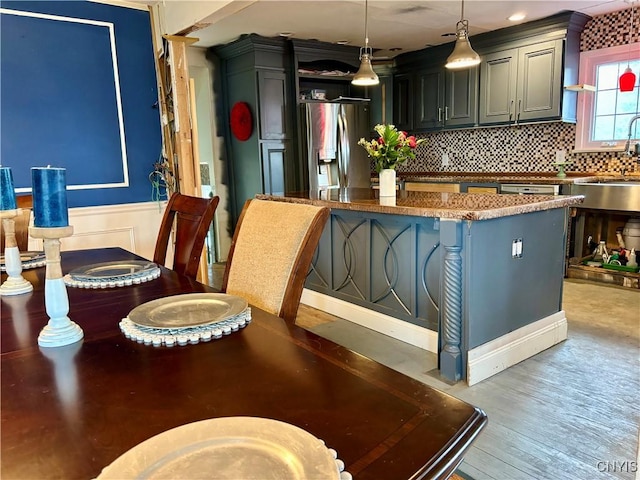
<box><xmin>394</xmin><ymin>43</ymin><xmax>478</xmax><ymax>132</ymax></box>
<box><xmin>479</xmin><ymin>39</ymin><xmax>563</xmax><ymax>125</ymax></box>
<box><xmin>414</xmin><ymin>66</ymin><xmax>478</xmax><ymax>130</ymax></box>
<box><xmin>393</xmin><ymin>72</ymin><xmax>414</xmax><ymax>131</ymax></box>
<box><xmin>257</xmin><ymin>70</ymin><xmax>290</xmax><ymax>140</ymax></box>
<box><xmin>393</xmin><ymin>11</ymin><xmax>590</xmax><ymax>131</ymax></box>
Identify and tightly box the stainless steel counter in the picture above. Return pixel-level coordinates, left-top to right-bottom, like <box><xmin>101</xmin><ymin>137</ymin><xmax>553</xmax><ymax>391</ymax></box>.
<box><xmin>570</xmin><ymin>181</ymin><xmax>640</xmax><ymax>212</ymax></box>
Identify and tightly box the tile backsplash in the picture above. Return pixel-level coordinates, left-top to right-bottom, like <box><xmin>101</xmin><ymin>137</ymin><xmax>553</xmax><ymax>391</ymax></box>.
<box><xmin>400</xmin><ymin>7</ymin><xmax>639</xmax><ymax>175</ymax></box>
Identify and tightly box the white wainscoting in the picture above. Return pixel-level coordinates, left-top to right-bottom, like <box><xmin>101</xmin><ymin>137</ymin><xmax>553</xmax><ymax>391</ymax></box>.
<box><xmin>28</xmin><ymin>201</ymin><xmax>168</xmax><ymax>263</ymax></box>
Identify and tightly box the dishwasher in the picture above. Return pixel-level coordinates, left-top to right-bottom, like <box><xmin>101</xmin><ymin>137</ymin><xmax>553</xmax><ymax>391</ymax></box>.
<box><xmin>500</xmin><ymin>184</ymin><xmax>560</xmax><ymax>195</ymax></box>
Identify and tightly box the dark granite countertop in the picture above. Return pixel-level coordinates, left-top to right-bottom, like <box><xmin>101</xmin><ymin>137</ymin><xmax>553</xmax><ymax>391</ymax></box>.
<box><xmin>257</xmin><ymin>188</ymin><xmax>584</xmax><ymax>221</ymax></box>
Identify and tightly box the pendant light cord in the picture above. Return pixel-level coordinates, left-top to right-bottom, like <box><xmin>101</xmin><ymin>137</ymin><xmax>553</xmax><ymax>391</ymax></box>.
<box><xmin>364</xmin><ymin>0</ymin><xmax>369</xmax><ymax>48</ymax></box>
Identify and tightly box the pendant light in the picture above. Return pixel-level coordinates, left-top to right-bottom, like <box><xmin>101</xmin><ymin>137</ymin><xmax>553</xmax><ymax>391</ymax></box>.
<box><xmin>445</xmin><ymin>0</ymin><xmax>481</xmax><ymax>70</ymax></box>
<box><xmin>352</xmin><ymin>0</ymin><xmax>379</xmax><ymax>86</ymax></box>
<box><xmin>619</xmin><ymin>2</ymin><xmax>637</xmax><ymax>92</ymax></box>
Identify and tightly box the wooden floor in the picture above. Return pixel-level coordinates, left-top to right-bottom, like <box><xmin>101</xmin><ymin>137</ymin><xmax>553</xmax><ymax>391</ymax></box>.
<box><xmin>209</xmin><ymin>266</ymin><xmax>640</xmax><ymax>479</ymax></box>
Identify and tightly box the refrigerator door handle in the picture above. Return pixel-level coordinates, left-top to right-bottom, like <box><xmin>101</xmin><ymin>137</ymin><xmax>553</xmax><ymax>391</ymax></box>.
<box><xmin>337</xmin><ymin>105</ymin><xmax>349</xmax><ymax>189</ymax></box>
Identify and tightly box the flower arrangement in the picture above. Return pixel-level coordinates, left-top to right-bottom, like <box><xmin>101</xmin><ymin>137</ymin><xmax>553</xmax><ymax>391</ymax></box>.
<box><xmin>358</xmin><ymin>124</ymin><xmax>425</xmax><ymax>173</ymax></box>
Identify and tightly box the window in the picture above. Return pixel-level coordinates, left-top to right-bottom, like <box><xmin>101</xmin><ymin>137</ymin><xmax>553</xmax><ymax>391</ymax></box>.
<box><xmin>575</xmin><ymin>43</ymin><xmax>640</xmax><ymax>152</ymax></box>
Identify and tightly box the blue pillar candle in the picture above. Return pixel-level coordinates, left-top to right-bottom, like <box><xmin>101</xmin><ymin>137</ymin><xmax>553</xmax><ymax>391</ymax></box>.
<box><xmin>0</xmin><ymin>167</ymin><xmax>17</xmax><ymax>211</ymax></box>
<box><xmin>32</xmin><ymin>167</ymin><xmax>69</xmax><ymax>227</ymax></box>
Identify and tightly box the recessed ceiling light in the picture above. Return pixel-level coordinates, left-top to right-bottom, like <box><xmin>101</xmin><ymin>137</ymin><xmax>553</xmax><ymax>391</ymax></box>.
<box><xmin>279</xmin><ymin>32</ymin><xmax>294</xmax><ymax>38</ymax></box>
<box><xmin>389</xmin><ymin>47</ymin><xmax>402</xmax><ymax>52</ymax></box>
<box><xmin>508</xmin><ymin>12</ymin><xmax>526</xmax><ymax>22</ymax></box>
<box><xmin>336</xmin><ymin>40</ymin><xmax>349</xmax><ymax>45</ymax></box>
<box><xmin>442</xmin><ymin>32</ymin><xmax>456</xmax><ymax>38</ymax></box>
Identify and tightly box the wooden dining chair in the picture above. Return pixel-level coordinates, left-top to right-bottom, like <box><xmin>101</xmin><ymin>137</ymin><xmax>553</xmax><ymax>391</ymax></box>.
<box><xmin>0</xmin><ymin>194</ymin><xmax>33</xmax><ymax>252</ymax></box>
<box><xmin>153</xmin><ymin>192</ymin><xmax>219</xmax><ymax>280</ymax></box>
<box><xmin>221</xmin><ymin>198</ymin><xmax>329</xmax><ymax>324</ymax></box>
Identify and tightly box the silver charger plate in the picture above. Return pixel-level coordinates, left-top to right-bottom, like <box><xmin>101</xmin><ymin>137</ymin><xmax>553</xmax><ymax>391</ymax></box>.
<box><xmin>128</xmin><ymin>293</ymin><xmax>248</xmax><ymax>329</ymax></box>
<box><xmin>68</xmin><ymin>260</ymin><xmax>158</xmax><ymax>281</ymax></box>
<box><xmin>97</xmin><ymin>417</ymin><xmax>340</xmax><ymax>480</ymax></box>
<box><xmin>0</xmin><ymin>251</ymin><xmax>46</xmax><ymax>271</ymax></box>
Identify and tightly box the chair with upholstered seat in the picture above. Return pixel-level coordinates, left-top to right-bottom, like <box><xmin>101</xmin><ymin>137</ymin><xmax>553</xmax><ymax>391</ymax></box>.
<box><xmin>221</xmin><ymin>198</ymin><xmax>329</xmax><ymax>324</ymax></box>
<box><xmin>153</xmin><ymin>192</ymin><xmax>219</xmax><ymax>280</ymax></box>
<box><xmin>1</xmin><ymin>194</ymin><xmax>33</xmax><ymax>253</ymax></box>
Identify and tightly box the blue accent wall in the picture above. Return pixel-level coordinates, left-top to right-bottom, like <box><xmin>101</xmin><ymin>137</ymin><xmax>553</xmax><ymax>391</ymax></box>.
<box><xmin>0</xmin><ymin>1</ymin><xmax>161</xmax><ymax>207</ymax></box>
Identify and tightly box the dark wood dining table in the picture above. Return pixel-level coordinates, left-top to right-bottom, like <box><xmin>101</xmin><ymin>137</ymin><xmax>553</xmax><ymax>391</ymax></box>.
<box><xmin>1</xmin><ymin>247</ymin><xmax>487</xmax><ymax>480</ymax></box>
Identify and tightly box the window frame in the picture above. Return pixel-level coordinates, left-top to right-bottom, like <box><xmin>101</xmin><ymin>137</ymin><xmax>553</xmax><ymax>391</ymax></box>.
<box><xmin>575</xmin><ymin>43</ymin><xmax>640</xmax><ymax>153</ymax></box>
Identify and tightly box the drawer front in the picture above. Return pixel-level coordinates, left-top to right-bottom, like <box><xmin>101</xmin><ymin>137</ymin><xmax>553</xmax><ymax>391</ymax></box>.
<box><xmin>405</xmin><ymin>182</ymin><xmax>460</xmax><ymax>193</ymax></box>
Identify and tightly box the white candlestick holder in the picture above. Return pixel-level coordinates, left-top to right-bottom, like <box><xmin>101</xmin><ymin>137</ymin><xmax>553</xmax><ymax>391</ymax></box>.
<box><xmin>1</xmin><ymin>209</ymin><xmax>34</xmax><ymax>296</ymax></box>
<box><xmin>29</xmin><ymin>225</ymin><xmax>83</xmax><ymax>348</ymax></box>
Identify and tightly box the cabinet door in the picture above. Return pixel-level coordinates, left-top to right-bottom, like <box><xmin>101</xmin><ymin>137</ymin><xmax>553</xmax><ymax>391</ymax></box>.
<box><xmin>516</xmin><ymin>40</ymin><xmax>563</xmax><ymax>122</ymax></box>
<box><xmin>258</xmin><ymin>70</ymin><xmax>289</xmax><ymax>140</ymax></box>
<box><xmin>479</xmin><ymin>48</ymin><xmax>518</xmax><ymax>125</ymax></box>
<box><xmin>393</xmin><ymin>73</ymin><xmax>413</xmax><ymax>131</ymax></box>
<box><xmin>260</xmin><ymin>140</ymin><xmax>288</xmax><ymax>195</ymax></box>
<box><xmin>445</xmin><ymin>67</ymin><xmax>478</xmax><ymax>128</ymax></box>
<box><xmin>369</xmin><ymin>74</ymin><xmax>393</xmax><ymax>126</ymax></box>
<box><xmin>414</xmin><ymin>68</ymin><xmax>443</xmax><ymax>130</ymax></box>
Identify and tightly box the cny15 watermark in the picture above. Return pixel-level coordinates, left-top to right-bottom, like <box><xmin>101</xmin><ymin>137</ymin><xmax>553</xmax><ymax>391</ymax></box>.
<box><xmin>596</xmin><ymin>461</ymin><xmax>638</xmax><ymax>473</ymax></box>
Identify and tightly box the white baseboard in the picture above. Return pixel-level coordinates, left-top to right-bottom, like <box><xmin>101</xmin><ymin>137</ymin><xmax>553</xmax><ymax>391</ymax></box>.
<box><xmin>300</xmin><ymin>288</ymin><xmax>439</xmax><ymax>353</ymax></box>
<box><xmin>466</xmin><ymin>311</ymin><xmax>568</xmax><ymax>386</ymax></box>
<box><xmin>26</xmin><ymin>201</ymin><xmax>166</xmax><ymax>262</ymax></box>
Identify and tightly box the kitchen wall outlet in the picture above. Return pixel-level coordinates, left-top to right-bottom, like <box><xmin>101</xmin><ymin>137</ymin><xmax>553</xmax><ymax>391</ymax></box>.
<box><xmin>512</xmin><ymin>238</ymin><xmax>523</xmax><ymax>258</ymax></box>
<box><xmin>441</xmin><ymin>152</ymin><xmax>449</xmax><ymax>166</ymax></box>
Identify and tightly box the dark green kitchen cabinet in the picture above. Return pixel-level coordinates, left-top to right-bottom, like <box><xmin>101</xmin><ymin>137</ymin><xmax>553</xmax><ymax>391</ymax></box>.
<box><xmin>392</xmin><ymin>11</ymin><xmax>589</xmax><ymax>132</ymax></box>
<box><xmin>414</xmin><ymin>66</ymin><xmax>477</xmax><ymax>130</ymax></box>
<box><xmin>210</xmin><ymin>35</ymin><xmax>294</xmax><ymax>223</ymax></box>
<box><xmin>393</xmin><ymin>73</ymin><xmax>413</xmax><ymax>131</ymax></box>
<box><xmin>479</xmin><ymin>39</ymin><xmax>563</xmax><ymax>125</ymax></box>
<box><xmin>257</xmin><ymin>70</ymin><xmax>289</xmax><ymax>140</ymax></box>
<box><xmin>369</xmin><ymin>64</ymin><xmax>394</xmax><ymax>127</ymax></box>
<box><xmin>414</xmin><ymin>67</ymin><xmax>442</xmax><ymax>130</ymax></box>
<box><xmin>260</xmin><ymin>140</ymin><xmax>290</xmax><ymax>195</ymax></box>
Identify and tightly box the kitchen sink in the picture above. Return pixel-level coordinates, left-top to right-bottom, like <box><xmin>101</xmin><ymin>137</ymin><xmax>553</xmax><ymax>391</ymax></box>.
<box><xmin>571</xmin><ymin>181</ymin><xmax>640</xmax><ymax>212</ymax></box>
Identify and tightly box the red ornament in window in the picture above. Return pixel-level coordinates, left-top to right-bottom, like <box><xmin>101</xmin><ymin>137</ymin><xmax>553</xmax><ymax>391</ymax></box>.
<box><xmin>230</xmin><ymin>102</ymin><xmax>253</xmax><ymax>141</ymax></box>
<box><xmin>619</xmin><ymin>67</ymin><xmax>636</xmax><ymax>92</ymax></box>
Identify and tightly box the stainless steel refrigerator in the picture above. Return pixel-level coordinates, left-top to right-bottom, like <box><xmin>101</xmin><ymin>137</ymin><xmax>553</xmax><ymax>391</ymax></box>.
<box><xmin>303</xmin><ymin>101</ymin><xmax>371</xmax><ymax>191</ymax></box>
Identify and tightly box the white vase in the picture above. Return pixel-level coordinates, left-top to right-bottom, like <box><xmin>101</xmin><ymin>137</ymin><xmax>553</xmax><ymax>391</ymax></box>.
<box><xmin>379</xmin><ymin>169</ymin><xmax>396</xmax><ymax>198</ymax></box>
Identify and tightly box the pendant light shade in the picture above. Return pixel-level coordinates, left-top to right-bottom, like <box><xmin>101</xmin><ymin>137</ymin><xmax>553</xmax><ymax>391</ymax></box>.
<box><xmin>620</xmin><ymin>67</ymin><xmax>637</xmax><ymax>92</ymax></box>
<box><xmin>352</xmin><ymin>0</ymin><xmax>379</xmax><ymax>86</ymax></box>
<box><xmin>352</xmin><ymin>52</ymin><xmax>378</xmax><ymax>86</ymax></box>
<box><xmin>445</xmin><ymin>1</ymin><xmax>481</xmax><ymax>70</ymax></box>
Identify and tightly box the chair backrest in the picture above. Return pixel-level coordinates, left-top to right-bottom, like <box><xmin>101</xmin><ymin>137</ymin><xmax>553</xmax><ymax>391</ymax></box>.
<box><xmin>153</xmin><ymin>192</ymin><xmax>219</xmax><ymax>280</ymax></box>
<box><xmin>0</xmin><ymin>194</ymin><xmax>33</xmax><ymax>252</ymax></box>
<box><xmin>221</xmin><ymin>199</ymin><xmax>329</xmax><ymax>323</ymax></box>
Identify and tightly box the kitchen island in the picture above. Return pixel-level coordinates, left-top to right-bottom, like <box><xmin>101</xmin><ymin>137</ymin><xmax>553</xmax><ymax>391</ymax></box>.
<box><xmin>258</xmin><ymin>189</ymin><xmax>584</xmax><ymax>384</ymax></box>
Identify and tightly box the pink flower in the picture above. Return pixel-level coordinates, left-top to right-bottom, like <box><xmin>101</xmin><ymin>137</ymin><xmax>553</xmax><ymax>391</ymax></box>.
<box><xmin>378</xmin><ymin>137</ymin><xmax>385</xmax><ymax>145</ymax></box>
<box><xmin>407</xmin><ymin>136</ymin><xmax>417</xmax><ymax>148</ymax></box>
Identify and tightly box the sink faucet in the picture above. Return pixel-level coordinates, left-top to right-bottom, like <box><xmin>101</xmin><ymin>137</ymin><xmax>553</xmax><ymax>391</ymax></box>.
<box><xmin>624</xmin><ymin>114</ymin><xmax>640</xmax><ymax>156</ymax></box>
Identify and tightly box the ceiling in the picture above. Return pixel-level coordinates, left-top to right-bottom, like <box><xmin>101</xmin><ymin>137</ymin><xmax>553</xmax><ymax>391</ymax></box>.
<box><xmin>149</xmin><ymin>0</ymin><xmax>634</xmax><ymax>59</ymax></box>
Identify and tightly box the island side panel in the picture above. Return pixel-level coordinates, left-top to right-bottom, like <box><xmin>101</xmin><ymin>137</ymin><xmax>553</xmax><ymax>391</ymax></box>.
<box><xmin>306</xmin><ymin>209</ymin><xmax>441</xmax><ymax>331</ymax></box>
<box><xmin>464</xmin><ymin>208</ymin><xmax>568</xmax><ymax>349</ymax></box>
